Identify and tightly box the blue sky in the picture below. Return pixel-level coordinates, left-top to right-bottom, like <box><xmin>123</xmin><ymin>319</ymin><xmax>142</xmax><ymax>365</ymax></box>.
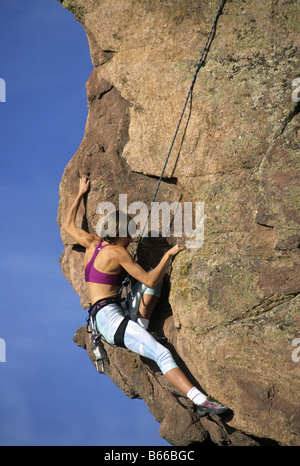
<box><xmin>0</xmin><ymin>0</ymin><xmax>169</xmax><ymax>446</ymax></box>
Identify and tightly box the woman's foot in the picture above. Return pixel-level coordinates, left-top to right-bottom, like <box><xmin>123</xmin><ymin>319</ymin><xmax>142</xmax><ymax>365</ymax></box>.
<box><xmin>196</xmin><ymin>397</ymin><xmax>230</xmax><ymax>417</ymax></box>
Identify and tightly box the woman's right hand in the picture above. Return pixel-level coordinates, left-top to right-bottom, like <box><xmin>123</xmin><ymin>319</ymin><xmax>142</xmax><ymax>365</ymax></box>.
<box><xmin>167</xmin><ymin>243</ymin><xmax>187</xmax><ymax>258</ymax></box>
<box><xmin>78</xmin><ymin>176</ymin><xmax>90</xmax><ymax>196</ymax></box>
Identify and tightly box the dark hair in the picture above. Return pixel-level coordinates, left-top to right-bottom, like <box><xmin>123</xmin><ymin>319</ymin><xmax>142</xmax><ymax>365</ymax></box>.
<box><xmin>100</xmin><ymin>210</ymin><xmax>133</xmax><ymax>243</ymax></box>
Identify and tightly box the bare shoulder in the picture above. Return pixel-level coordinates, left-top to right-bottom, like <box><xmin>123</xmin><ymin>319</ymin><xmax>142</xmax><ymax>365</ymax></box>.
<box><xmin>85</xmin><ymin>236</ymin><xmax>102</xmax><ymax>255</ymax></box>
<box><xmin>108</xmin><ymin>244</ymin><xmax>132</xmax><ymax>259</ymax></box>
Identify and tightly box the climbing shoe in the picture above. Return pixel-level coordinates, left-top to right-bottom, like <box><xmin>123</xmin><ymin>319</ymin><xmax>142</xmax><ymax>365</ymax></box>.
<box><xmin>196</xmin><ymin>397</ymin><xmax>230</xmax><ymax>417</ymax></box>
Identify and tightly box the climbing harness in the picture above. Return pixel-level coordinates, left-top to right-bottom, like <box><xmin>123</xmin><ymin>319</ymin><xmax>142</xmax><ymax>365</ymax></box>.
<box><xmin>86</xmin><ymin>0</ymin><xmax>227</xmax><ymax>373</ymax></box>
<box><xmin>86</xmin><ymin>299</ymin><xmax>112</xmax><ymax>373</ymax></box>
<box><xmin>118</xmin><ymin>274</ymin><xmax>133</xmax><ymax>314</ymax></box>
<box><xmin>86</xmin><ymin>296</ymin><xmax>131</xmax><ymax>372</ymax></box>
<box><xmin>87</xmin><ymin>298</ymin><xmax>120</xmax><ymax>372</ymax></box>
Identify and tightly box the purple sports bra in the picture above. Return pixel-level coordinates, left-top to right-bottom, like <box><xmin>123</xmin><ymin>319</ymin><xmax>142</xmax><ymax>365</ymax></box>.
<box><xmin>85</xmin><ymin>241</ymin><xmax>125</xmax><ymax>286</ymax></box>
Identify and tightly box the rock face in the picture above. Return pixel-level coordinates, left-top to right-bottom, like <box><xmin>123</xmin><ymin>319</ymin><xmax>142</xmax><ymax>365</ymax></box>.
<box><xmin>57</xmin><ymin>0</ymin><xmax>300</xmax><ymax>446</ymax></box>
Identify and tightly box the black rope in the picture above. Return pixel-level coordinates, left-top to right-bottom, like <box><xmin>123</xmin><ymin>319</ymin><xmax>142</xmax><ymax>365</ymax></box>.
<box><xmin>134</xmin><ymin>0</ymin><xmax>227</xmax><ymax>260</ymax></box>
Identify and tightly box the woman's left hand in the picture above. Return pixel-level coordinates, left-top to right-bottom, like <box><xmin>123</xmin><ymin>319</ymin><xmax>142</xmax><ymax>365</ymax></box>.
<box><xmin>167</xmin><ymin>243</ymin><xmax>187</xmax><ymax>258</ymax></box>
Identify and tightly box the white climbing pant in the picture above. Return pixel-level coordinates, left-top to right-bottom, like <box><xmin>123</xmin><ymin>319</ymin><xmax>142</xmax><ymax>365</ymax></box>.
<box><xmin>95</xmin><ymin>280</ymin><xmax>179</xmax><ymax>375</ymax></box>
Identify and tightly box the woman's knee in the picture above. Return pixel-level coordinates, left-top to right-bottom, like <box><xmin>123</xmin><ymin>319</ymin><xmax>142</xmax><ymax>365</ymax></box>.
<box><xmin>143</xmin><ymin>279</ymin><xmax>163</xmax><ymax>298</ymax></box>
<box><xmin>156</xmin><ymin>347</ymin><xmax>178</xmax><ymax>375</ymax></box>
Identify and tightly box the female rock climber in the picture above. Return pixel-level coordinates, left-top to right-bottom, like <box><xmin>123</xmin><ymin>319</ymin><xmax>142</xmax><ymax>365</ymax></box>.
<box><xmin>62</xmin><ymin>176</ymin><xmax>230</xmax><ymax>417</ymax></box>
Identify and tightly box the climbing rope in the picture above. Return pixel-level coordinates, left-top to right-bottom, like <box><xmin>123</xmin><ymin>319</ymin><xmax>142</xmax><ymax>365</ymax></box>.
<box><xmin>134</xmin><ymin>0</ymin><xmax>227</xmax><ymax>260</ymax></box>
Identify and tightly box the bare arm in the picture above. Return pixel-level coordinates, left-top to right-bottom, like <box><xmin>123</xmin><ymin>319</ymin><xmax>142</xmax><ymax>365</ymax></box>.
<box><xmin>62</xmin><ymin>177</ymin><xmax>97</xmax><ymax>248</ymax></box>
<box><xmin>118</xmin><ymin>244</ymin><xmax>186</xmax><ymax>288</ymax></box>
